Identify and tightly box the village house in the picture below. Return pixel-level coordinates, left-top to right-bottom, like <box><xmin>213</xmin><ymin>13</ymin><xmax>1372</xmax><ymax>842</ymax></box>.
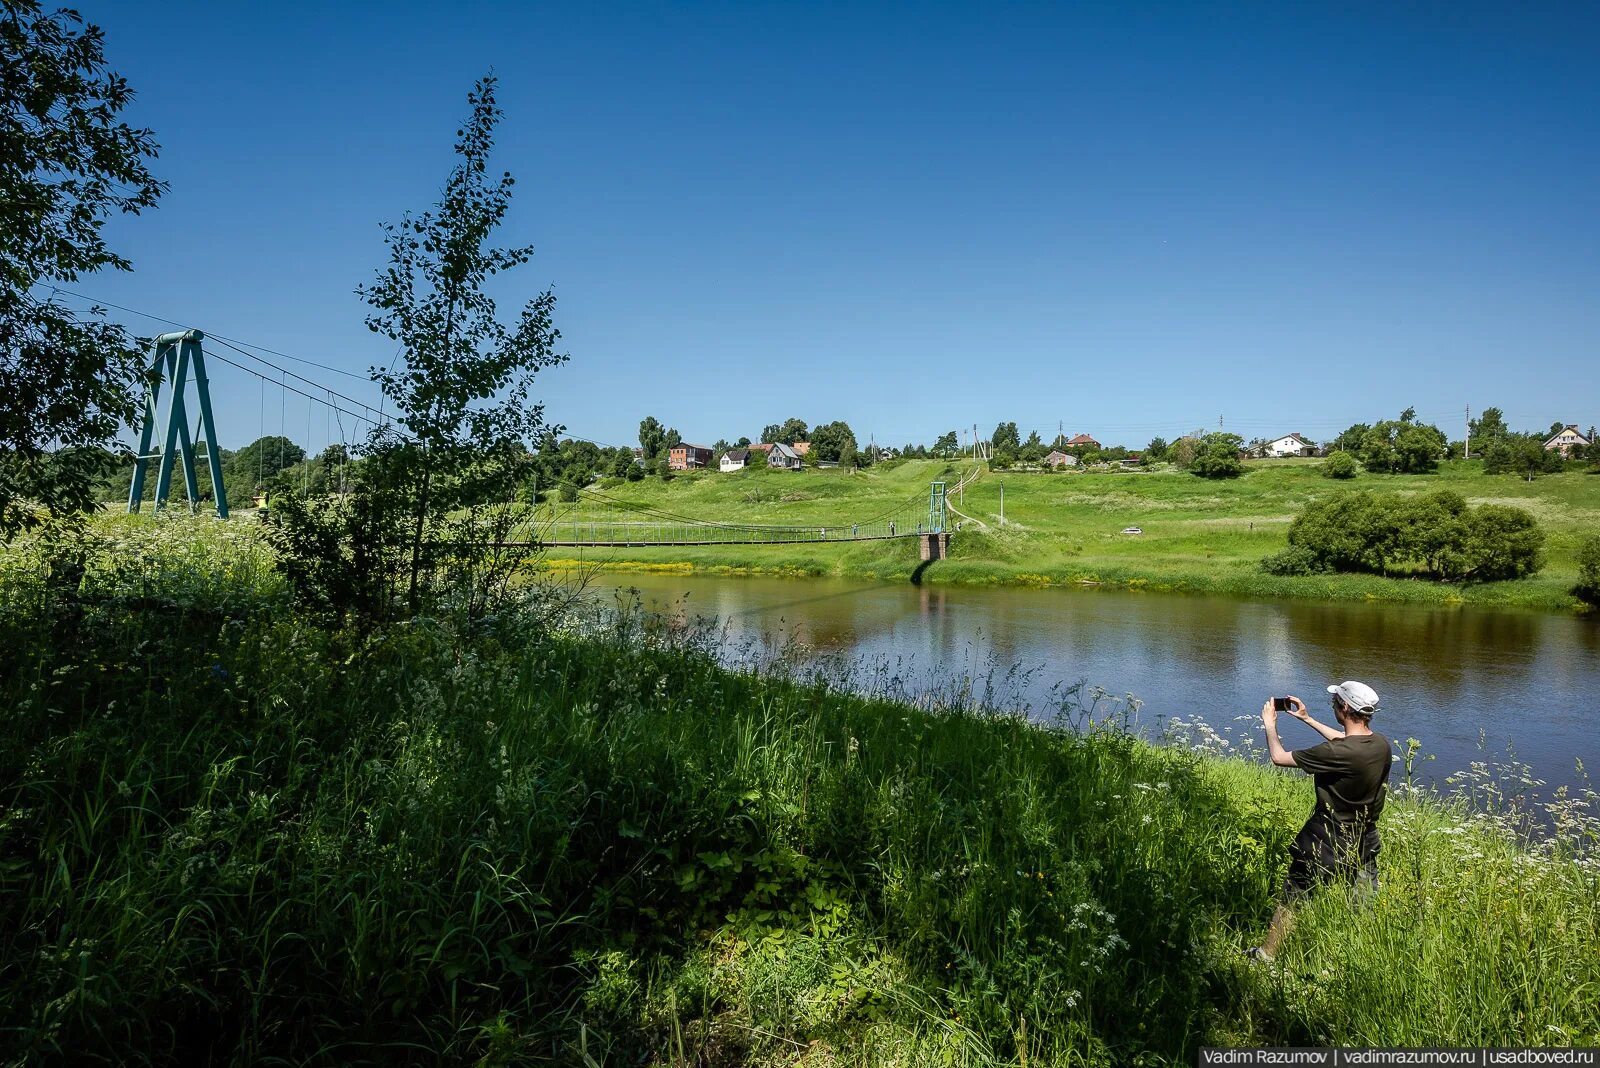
<box><xmin>1264</xmin><ymin>432</ymin><xmax>1316</xmax><ymax>458</ymax></box>
<box><xmin>1543</xmin><ymin>425</ymin><xmax>1591</xmax><ymax>457</ymax></box>
<box><xmin>1064</xmin><ymin>434</ymin><xmax>1100</xmax><ymax>450</ymax></box>
<box><xmin>719</xmin><ymin>447</ymin><xmax>750</xmax><ymax>472</ymax></box>
<box><xmin>767</xmin><ymin>442</ymin><xmax>803</xmax><ymax>470</ymax></box>
<box><xmin>667</xmin><ymin>443</ymin><xmax>713</xmax><ymax>470</ymax></box>
<box><xmin>791</xmin><ymin>441</ymin><xmax>811</xmax><ymax>457</ymax></box>
<box><xmin>1043</xmin><ymin>450</ymin><xmax>1078</xmax><ymax>469</ymax></box>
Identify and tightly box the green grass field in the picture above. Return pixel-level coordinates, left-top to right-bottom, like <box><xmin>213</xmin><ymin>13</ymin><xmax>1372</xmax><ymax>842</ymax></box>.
<box><xmin>545</xmin><ymin>458</ymin><xmax>1600</xmax><ymax>611</ymax></box>
<box><xmin>2</xmin><ymin>519</ymin><xmax>1596</xmax><ymax>1063</ymax></box>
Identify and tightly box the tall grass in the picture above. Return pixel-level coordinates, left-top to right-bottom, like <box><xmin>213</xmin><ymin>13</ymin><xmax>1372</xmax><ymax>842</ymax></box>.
<box><xmin>0</xmin><ymin>520</ymin><xmax>1596</xmax><ymax>1065</ymax></box>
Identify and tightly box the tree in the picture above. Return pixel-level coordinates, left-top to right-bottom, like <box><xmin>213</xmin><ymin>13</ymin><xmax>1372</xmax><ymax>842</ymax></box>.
<box><xmin>1145</xmin><ymin>437</ymin><xmax>1169</xmax><ymax>462</ymax></box>
<box><xmin>638</xmin><ymin>416</ymin><xmax>666</xmax><ymax>459</ymax></box>
<box><xmin>760</xmin><ymin>418</ymin><xmax>808</xmax><ymax>445</ymax></box>
<box><xmin>1358</xmin><ymin>415</ymin><xmax>1446</xmax><ymax>474</ymax></box>
<box><xmin>932</xmin><ymin>431</ymin><xmax>959</xmax><ymax>458</ymax></box>
<box><xmin>1331</xmin><ymin>423</ymin><xmax>1370</xmax><ymax>455</ymax></box>
<box><xmin>1400</xmin><ymin>406</ymin><xmax>1417</xmax><ymax>423</ymax></box>
<box><xmin>1</xmin><ymin>2</ymin><xmax>165</xmax><ymax>538</ymax></box>
<box><xmin>1267</xmin><ymin>490</ymin><xmax>1543</xmax><ymax>582</ymax></box>
<box><xmin>1482</xmin><ymin>433</ymin><xmax>1563</xmax><ymax>481</ymax></box>
<box><xmin>990</xmin><ymin>421</ymin><xmax>1020</xmax><ymax>454</ymax></box>
<box><xmin>1189</xmin><ymin>432</ymin><xmax>1244</xmax><ymax>479</ymax></box>
<box><xmin>809</xmin><ymin>421</ymin><xmax>858</xmax><ymax>464</ymax></box>
<box><xmin>276</xmin><ymin>76</ymin><xmax>564</xmax><ymax>621</ymax></box>
<box><xmin>1576</xmin><ymin>535</ymin><xmax>1600</xmax><ymax>606</ymax></box>
<box><xmin>1020</xmin><ymin>430</ymin><xmax>1044</xmax><ymax>462</ymax></box>
<box><xmin>1468</xmin><ymin>407</ymin><xmax>1509</xmax><ymax>452</ymax></box>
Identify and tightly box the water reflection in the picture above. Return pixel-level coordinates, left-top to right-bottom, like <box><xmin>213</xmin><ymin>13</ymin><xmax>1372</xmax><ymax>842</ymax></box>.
<box><xmin>593</xmin><ymin>574</ymin><xmax>1600</xmax><ymax>796</ymax></box>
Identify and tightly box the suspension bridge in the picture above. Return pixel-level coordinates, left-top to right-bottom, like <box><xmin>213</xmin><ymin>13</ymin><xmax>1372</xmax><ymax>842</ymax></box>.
<box><xmin>101</xmin><ymin>308</ymin><xmax>967</xmax><ymax>559</ymax></box>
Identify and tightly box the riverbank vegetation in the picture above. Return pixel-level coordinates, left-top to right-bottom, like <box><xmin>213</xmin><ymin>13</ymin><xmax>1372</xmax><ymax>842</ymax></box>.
<box><xmin>535</xmin><ymin>458</ymin><xmax>1600</xmax><ymax>612</ymax></box>
<box><xmin>2</xmin><ymin>517</ymin><xmax>1597</xmax><ymax>1064</ymax></box>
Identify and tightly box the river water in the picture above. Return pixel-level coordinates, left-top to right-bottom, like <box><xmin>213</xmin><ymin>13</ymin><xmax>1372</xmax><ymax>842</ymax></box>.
<box><xmin>589</xmin><ymin>572</ymin><xmax>1600</xmax><ymax>798</ymax></box>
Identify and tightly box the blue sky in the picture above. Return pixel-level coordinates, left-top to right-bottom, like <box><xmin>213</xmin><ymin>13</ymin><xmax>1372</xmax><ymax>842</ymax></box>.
<box><xmin>66</xmin><ymin>2</ymin><xmax>1600</xmax><ymax>453</ymax></box>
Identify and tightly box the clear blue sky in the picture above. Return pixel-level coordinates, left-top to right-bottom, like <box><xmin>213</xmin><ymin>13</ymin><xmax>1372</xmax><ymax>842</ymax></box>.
<box><xmin>66</xmin><ymin>2</ymin><xmax>1600</xmax><ymax>453</ymax></box>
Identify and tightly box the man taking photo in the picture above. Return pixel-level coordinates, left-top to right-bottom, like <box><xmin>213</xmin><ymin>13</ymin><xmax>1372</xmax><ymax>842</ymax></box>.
<box><xmin>1249</xmin><ymin>681</ymin><xmax>1393</xmax><ymax>962</ymax></box>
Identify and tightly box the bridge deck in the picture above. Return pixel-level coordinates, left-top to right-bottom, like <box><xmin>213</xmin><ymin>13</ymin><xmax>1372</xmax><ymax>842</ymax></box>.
<box><xmin>508</xmin><ymin>533</ymin><xmax>930</xmax><ymax>548</ymax></box>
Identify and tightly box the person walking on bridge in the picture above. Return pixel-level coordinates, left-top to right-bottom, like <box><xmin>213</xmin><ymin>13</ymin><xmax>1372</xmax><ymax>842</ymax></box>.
<box><xmin>1248</xmin><ymin>680</ymin><xmax>1392</xmax><ymax>962</ymax></box>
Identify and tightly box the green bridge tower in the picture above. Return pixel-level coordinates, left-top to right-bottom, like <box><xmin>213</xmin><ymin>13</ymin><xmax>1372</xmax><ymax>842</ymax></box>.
<box><xmin>127</xmin><ymin>329</ymin><xmax>228</xmax><ymax>517</ymax></box>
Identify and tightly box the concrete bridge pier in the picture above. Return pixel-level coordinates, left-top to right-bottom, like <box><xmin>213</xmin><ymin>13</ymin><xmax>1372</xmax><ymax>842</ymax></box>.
<box><xmin>918</xmin><ymin>532</ymin><xmax>950</xmax><ymax>561</ymax></box>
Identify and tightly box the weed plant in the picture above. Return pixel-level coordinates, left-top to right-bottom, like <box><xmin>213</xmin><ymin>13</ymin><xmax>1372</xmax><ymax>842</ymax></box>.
<box><xmin>1</xmin><ymin>519</ymin><xmax>1596</xmax><ymax>1065</ymax></box>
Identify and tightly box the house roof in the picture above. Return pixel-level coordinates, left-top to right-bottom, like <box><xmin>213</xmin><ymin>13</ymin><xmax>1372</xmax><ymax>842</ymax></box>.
<box><xmin>1270</xmin><ymin>432</ymin><xmax>1309</xmax><ymax>445</ymax></box>
<box><xmin>724</xmin><ymin>448</ymin><xmax>749</xmax><ymax>462</ymax></box>
<box><xmin>1065</xmin><ymin>434</ymin><xmax>1099</xmax><ymax>446</ymax></box>
<box><xmin>1544</xmin><ymin>425</ymin><xmax>1590</xmax><ymax>447</ymax></box>
<box><xmin>748</xmin><ymin>442</ymin><xmax>774</xmax><ymax>451</ymax></box>
<box><xmin>673</xmin><ymin>443</ymin><xmax>711</xmax><ymax>452</ymax></box>
<box><xmin>769</xmin><ymin>442</ymin><xmax>800</xmax><ymax>459</ymax></box>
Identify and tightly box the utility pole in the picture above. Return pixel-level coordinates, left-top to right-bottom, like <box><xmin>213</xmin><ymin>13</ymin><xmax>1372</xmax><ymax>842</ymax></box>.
<box><xmin>1464</xmin><ymin>405</ymin><xmax>1471</xmax><ymax>460</ymax></box>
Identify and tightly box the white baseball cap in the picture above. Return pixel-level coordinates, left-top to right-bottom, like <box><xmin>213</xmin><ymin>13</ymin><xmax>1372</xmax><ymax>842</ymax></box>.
<box><xmin>1327</xmin><ymin>680</ymin><xmax>1380</xmax><ymax>714</ymax></box>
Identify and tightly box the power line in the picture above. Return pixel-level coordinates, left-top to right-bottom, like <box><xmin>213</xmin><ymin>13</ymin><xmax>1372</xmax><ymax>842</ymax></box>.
<box><xmin>48</xmin><ymin>286</ymin><xmax>374</xmax><ymax>382</ymax></box>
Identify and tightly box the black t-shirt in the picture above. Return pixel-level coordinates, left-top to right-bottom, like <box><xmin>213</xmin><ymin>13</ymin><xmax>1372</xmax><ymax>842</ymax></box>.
<box><xmin>1293</xmin><ymin>732</ymin><xmax>1393</xmax><ymax>827</ymax></box>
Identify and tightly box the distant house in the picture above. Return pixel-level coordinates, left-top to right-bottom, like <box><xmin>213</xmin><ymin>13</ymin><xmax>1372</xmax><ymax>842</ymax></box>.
<box><xmin>720</xmin><ymin>447</ymin><xmax>750</xmax><ymax>472</ymax></box>
<box><xmin>747</xmin><ymin>442</ymin><xmax>774</xmax><ymax>454</ymax></box>
<box><xmin>631</xmin><ymin>447</ymin><xmax>647</xmax><ymax>468</ymax></box>
<box><xmin>1265</xmin><ymin>433</ymin><xmax>1316</xmax><ymax>458</ymax></box>
<box><xmin>791</xmin><ymin>441</ymin><xmax>811</xmax><ymax>457</ymax></box>
<box><xmin>767</xmin><ymin>442</ymin><xmax>803</xmax><ymax>470</ymax></box>
<box><xmin>1118</xmin><ymin>455</ymin><xmax>1143</xmax><ymax>468</ymax></box>
<box><xmin>1044</xmin><ymin>450</ymin><xmax>1078</xmax><ymax>469</ymax></box>
<box><xmin>668</xmin><ymin>443</ymin><xmax>713</xmax><ymax>470</ymax></box>
<box><xmin>1544</xmin><ymin>425</ymin><xmax>1591</xmax><ymax>457</ymax></box>
<box><xmin>1065</xmin><ymin>434</ymin><xmax>1100</xmax><ymax>450</ymax></box>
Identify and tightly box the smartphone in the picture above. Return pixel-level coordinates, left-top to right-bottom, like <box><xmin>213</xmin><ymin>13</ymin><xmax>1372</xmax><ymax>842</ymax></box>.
<box><xmin>1272</xmin><ymin>697</ymin><xmax>1293</xmax><ymax>713</ymax></box>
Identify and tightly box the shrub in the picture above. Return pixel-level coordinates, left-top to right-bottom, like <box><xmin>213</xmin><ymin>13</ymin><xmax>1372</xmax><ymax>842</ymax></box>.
<box><xmin>1321</xmin><ymin>451</ymin><xmax>1358</xmax><ymax>479</ymax></box>
<box><xmin>1260</xmin><ymin>545</ymin><xmax>1329</xmax><ymax>576</ymax></box>
<box><xmin>1577</xmin><ymin>535</ymin><xmax>1600</xmax><ymax>605</ymax></box>
<box><xmin>1269</xmin><ymin>490</ymin><xmax>1544</xmax><ymax>582</ymax></box>
<box><xmin>1190</xmin><ymin>432</ymin><xmax>1244</xmax><ymax>479</ymax></box>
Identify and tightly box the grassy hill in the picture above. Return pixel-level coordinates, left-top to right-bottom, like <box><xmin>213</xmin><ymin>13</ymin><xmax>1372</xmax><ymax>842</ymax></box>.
<box><xmin>3</xmin><ymin>524</ymin><xmax>1596</xmax><ymax>1062</ymax></box>
<box><xmin>546</xmin><ymin>457</ymin><xmax>1600</xmax><ymax>611</ymax></box>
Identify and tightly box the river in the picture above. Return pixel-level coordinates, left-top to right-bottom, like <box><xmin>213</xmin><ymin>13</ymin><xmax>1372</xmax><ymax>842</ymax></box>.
<box><xmin>588</xmin><ymin>572</ymin><xmax>1600</xmax><ymax>799</ymax></box>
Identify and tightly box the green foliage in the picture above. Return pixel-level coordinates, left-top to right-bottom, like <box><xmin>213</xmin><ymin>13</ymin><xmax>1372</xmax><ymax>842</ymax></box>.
<box><xmin>1321</xmin><ymin>450</ymin><xmax>1358</xmax><ymax>480</ymax></box>
<box><xmin>760</xmin><ymin>418</ymin><xmax>809</xmax><ymax>446</ymax></box>
<box><xmin>1278</xmin><ymin>490</ymin><xmax>1544</xmax><ymax>582</ymax></box>
<box><xmin>809</xmin><ymin>420</ymin><xmax>858</xmax><ymax>464</ymax></box>
<box><xmin>932</xmin><ymin>431</ymin><xmax>959</xmax><ymax>458</ymax></box>
<box><xmin>0</xmin><ymin>3</ymin><xmax>165</xmax><ymax>538</ymax></box>
<box><xmin>1357</xmin><ymin>417</ymin><xmax>1447</xmax><ymax>474</ymax></box>
<box><xmin>990</xmin><ymin>421</ymin><xmax>1020</xmax><ymax>454</ymax></box>
<box><xmin>274</xmin><ymin>76</ymin><xmax>562</xmax><ymax>620</ymax></box>
<box><xmin>1145</xmin><ymin>436</ymin><xmax>1169</xmax><ymax>462</ymax></box>
<box><xmin>1189</xmin><ymin>433</ymin><xmax>1244</xmax><ymax>479</ymax></box>
<box><xmin>1576</xmin><ymin>535</ymin><xmax>1600</xmax><ymax>606</ymax></box>
<box><xmin>1482</xmin><ymin>434</ymin><xmax>1565</xmax><ymax>481</ymax></box>
<box><xmin>1260</xmin><ymin>545</ymin><xmax>1330</xmax><ymax>576</ymax></box>
<box><xmin>638</xmin><ymin>416</ymin><xmax>666</xmax><ymax>458</ymax></box>
<box><xmin>1</xmin><ymin>531</ymin><xmax>1596</xmax><ymax>1062</ymax></box>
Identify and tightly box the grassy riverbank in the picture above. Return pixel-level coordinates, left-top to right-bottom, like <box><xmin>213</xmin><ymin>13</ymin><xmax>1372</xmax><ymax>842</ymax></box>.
<box><xmin>1</xmin><ymin>521</ymin><xmax>1597</xmax><ymax>1064</ymax></box>
<box><xmin>546</xmin><ymin>459</ymin><xmax>1600</xmax><ymax>611</ymax></box>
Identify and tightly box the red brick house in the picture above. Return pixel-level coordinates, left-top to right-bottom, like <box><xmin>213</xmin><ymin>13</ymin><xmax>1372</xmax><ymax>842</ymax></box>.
<box><xmin>668</xmin><ymin>444</ymin><xmax>713</xmax><ymax>470</ymax></box>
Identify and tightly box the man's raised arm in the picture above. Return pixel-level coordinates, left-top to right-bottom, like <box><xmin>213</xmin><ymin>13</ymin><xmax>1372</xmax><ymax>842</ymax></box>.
<box><xmin>1285</xmin><ymin>695</ymin><xmax>1344</xmax><ymax>741</ymax></box>
<box><xmin>1261</xmin><ymin>700</ymin><xmax>1298</xmax><ymax>768</ymax></box>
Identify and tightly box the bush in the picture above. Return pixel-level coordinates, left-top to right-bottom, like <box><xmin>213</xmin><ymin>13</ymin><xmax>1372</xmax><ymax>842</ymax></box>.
<box><xmin>1577</xmin><ymin>535</ymin><xmax>1600</xmax><ymax>605</ymax></box>
<box><xmin>1322</xmin><ymin>451</ymin><xmax>1358</xmax><ymax>479</ymax></box>
<box><xmin>1190</xmin><ymin>432</ymin><xmax>1244</xmax><ymax>479</ymax></box>
<box><xmin>1260</xmin><ymin>545</ymin><xmax>1330</xmax><ymax>576</ymax></box>
<box><xmin>1269</xmin><ymin>490</ymin><xmax>1544</xmax><ymax>582</ymax></box>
